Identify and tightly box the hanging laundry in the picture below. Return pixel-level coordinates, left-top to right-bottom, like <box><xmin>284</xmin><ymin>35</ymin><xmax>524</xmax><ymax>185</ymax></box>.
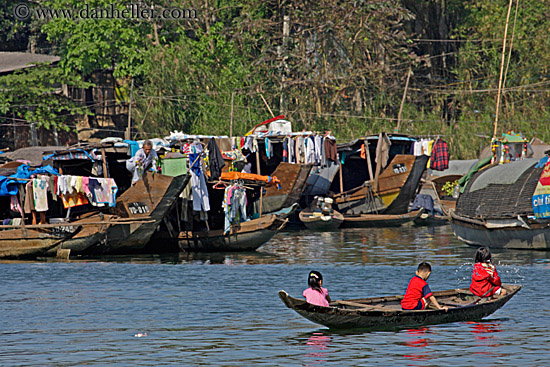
<box><xmin>207</xmin><ymin>138</ymin><xmax>225</xmax><ymax>181</ymax></box>
<box><xmin>320</xmin><ymin>137</ymin><xmax>327</xmax><ymax>166</ymax></box>
<box><xmin>413</xmin><ymin>140</ymin><xmax>423</xmax><ymax>156</ymax></box>
<box><xmin>375</xmin><ymin>133</ymin><xmax>392</xmax><ymax>168</ymax></box>
<box><xmin>296</xmin><ymin>136</ymin><xmax>306</xmax><ymax>164</ymax></box>
<box><xmin>61</xmin><ymin>192</ymin><xmax>89</xmax><ymax>209</ymax></box>
<box><xmin>360</xmin><ymin>144</ymin><xmax>367</xmax><ymax>159</ymax></box>
<box><xmin>324</xmin><ymin>137</ymin><xmax>337</xmax><ymax>162</ymax></box>
<box><xmin>430</xmin><ymin>139</ymin><xmax>449</xmax><ymax>171</ymax></box>
<box><xmin>305</xmin><ymin>136</ymin><xmax>316</xmax><ymax>164</ymax></box>
<box><xmin>287</xmin><ymin>137</ymin><xmax>295</xmax><ymax>164</ymax></box>
<box><xmin>32</xmin><ymin>175</ymin><xmax>49</xmax><ymax>212</ymax></box>
<box><xmin>314</xmin><ymin>135</ymin><xmax>323</xmax><ymax>165</ymax></box>
<box><xmin>223</xmin><ymin>183</ymin><xmax>248</xmax><ymax>234</ymax></box>
<box><xmin>10</xmin><ymin>195</ymin><xmax>23</xmax><ymax>217</ymax></box>
<box><xmin>265</xmin><ymin>138</ymin><xmax>273</xmax><ymax>159</ymax></box>
<box><xmin>189</xmin><ymin>144</ymin><xmax>210</xmax><ymax>212</ymax></box>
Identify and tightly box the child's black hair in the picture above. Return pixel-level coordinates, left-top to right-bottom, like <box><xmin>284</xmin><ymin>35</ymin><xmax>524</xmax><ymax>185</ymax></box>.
<box><xmin>417</xmin><ymin>262</ymin><xmax>432</xmax><ymax>272</ymax></box>
<box><xmin>308</xmin><ymin>270</ymin><xmax>323</xmax><ymax>292</ymax></box>
<box><xmin>474</xmin><ymin>246</ymin><xmax>492</xmax><ymax>263</ymax></box>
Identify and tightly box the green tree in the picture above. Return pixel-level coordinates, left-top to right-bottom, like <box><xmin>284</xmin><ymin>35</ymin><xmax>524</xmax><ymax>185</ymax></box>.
<box><xmin>0</xmin><ymin>64</ymin><xmax>91</xmax><ymax>131</ymax></box>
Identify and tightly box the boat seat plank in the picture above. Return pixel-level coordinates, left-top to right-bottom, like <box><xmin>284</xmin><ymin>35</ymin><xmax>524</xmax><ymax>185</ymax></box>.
<box><xmin>334</xmin><ymin>300</ymin><xmax>396</xmax><ymax>311</ymax></box>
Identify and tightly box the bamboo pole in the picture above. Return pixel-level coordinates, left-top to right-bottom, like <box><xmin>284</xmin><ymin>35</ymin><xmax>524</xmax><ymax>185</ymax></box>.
<box><xmin>230</xmin><ymin>91</ymin><xmax>235</xmax><ymax>138</ymax></box>
<box><xmin>259</xmin><ymin>187</ymin><xmax>263</xmax><ymax>217</ymax></box>
<box><xmin>101</xmin><ymin>147</ymin><xmax>108</xmax><ymax>179</ymax></box>
<box><xmin>493</xmin><ymin>0</ymin><xmax>514</xmax><ymax>139</ymax></box>
<box><xmin>255</xmin><ymin>150</ymin><xmax>261</xmax><ymax>175</ymax></box>
<box><xmin>339</xmin><ymin>158</ymin><xmax>344</xmax><ymax>193</ymax></box>
<box><xmin>364</xmin><ymin>139</ymin><xmax>374</xmax><ymax>180</ymax></box>
<box><xmin>125</xmin><ymin>78</ymin><xmax>134</xmax><ymax>140</ymax></box>
<box><xmin>259</xmin><ymin>93</ymin><xmax>275</xmax><ymax>118</ymax></box>
<box><xmin>395</xmin><ymin>68</ymin><xmax>411</xmax><ymax>133</ymax></box>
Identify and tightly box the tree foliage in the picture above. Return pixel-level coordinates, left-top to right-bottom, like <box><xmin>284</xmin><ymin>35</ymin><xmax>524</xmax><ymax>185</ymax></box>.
<box><xmin>0</xmin><ymin>65</ymin><xmax>91</xmax><ymax>131</ymax></box>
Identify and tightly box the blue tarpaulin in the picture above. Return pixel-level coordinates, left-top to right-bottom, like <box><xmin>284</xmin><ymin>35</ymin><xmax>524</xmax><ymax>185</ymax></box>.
<box><xmin>0</xmin><ymin>164</ymin><xmax>59</xmax><ymax>196</ymax></box>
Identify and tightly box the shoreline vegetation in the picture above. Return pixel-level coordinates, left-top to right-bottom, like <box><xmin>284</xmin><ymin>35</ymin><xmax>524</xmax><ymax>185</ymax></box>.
<box><xmin>1</xmin><ymin>0</ymin><xmax>549</xmax><ymax>160</ymax></box>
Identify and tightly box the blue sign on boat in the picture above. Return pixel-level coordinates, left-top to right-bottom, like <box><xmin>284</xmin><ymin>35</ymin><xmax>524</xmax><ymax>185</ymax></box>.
<box><xmin>532</xmin><ymin>161</ymin><xmax>550</xmax><ymax>218</ymax></box>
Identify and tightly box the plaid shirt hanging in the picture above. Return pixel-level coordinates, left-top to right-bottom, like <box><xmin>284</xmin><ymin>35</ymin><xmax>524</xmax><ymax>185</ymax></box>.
<box><xmin>430</xmin><ymin>139</ymin><xmax>449</xmax><ymax>171</ymax></box>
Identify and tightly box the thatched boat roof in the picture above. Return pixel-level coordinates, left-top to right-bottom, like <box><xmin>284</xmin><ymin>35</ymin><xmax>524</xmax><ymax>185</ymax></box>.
<box><xmin>455</xmin><ymin>159</ymin><xmax>542</xmax><ymax>219</ymax></box>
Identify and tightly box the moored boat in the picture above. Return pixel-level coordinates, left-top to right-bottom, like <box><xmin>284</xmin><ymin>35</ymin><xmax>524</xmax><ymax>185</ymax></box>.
<box><xmin>278</xmin><ymin>284</ymin><xmax>521</xmax><ymax>330</ymax></box>
<box><xmin>342</xmin><ymin>208</ymin><xmax>424</xmax><ymax>228</ymax></box>
<box><xmin>299</xmin><ymin>197</ymin><xmax>343</xmax><ymax>230</ymax></box>
<box><xmin>178</xmin><ymin>212</ymin><xmax>289</xmax><ymax>252</ymax></box>
<box><xmin>450</xmin><ymin>155</ymin><xmax>550</xmax><ymax>250</ymax></box>
<box><xmin>0</xmin><ymin>225</ymin><xmax>75</xmax><ymax>258</ymax></box>
<box><xmin>43</xmin><ymin>172</ymin><xmax>190</xmax><ymax>256</ymax></box>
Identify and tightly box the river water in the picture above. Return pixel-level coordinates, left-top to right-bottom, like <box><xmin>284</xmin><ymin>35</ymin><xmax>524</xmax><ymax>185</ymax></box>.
<box><xmin>1</xmin><ymin>225</ymin><xmax>549</xmax><ymax>366</ymax></box>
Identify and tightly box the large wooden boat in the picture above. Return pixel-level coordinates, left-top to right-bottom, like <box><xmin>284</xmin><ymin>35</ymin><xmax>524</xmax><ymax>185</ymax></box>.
<box><xmin>279</xmin><ymin>284</ymin><xmax>521</xmax><ymax>330</ymax></box>
<box><xmin>342</xmin><ymin>208</ymin><xmax>424</xmax><ymax>228</ymax></box>
<box><xmin>331</xmin><ymin>134</ymin><xmax>429</xmax><ymax>217</ymax></box>
<box><xmin>51</xmin><ymin>172</ymin><xmax>190</xmax><ymax>256</ymax></box>
<box><xmin>262</xmin><ymin>162</ymin><xmax>313</xmax><ymax>214</ymax></box>
<box><xmin>450</xmin><ymin>158</ymin><xmax>550</xmax><ymax>250</ymax></box>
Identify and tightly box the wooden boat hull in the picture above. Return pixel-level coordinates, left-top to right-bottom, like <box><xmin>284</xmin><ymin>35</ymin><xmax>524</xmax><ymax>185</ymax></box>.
<box><xmin>178</xmin><ymin>214</ymin><xmax>288</xmax><ymax>252</ymax></box>
<box><xmin>334</xmin><ymin>155</ymin><xmax>429</xmax><ymax>215</ymax></box>
<box><xmin>342</xmin><ymin>209</ymin><xmax>424</xmax><ymax>228</ymax></box>
<box><xmin>58</xmin><ymin>173</ymin><xmax>190</xmax><ymax>255</ymax></box>
<box><xmin>0</xmin><ymin>227</ymin><xmax>72</xmax><ymax>258</ymax></box>
<box><xmin>279</xmin><ymin>284</ymin><xmax>521</xmax><ymax>330</ymax></box>
<box><xmin>262</xmin><ymin>163</ymin><xmax>313</xmax><ymax>214</ymax></box>
<box><xmin>299</xmin><ymin>210</ymin><xmax>344</xmax><ymax>231</ymax></box>
<box><xmin>413</xmin><ymin>213</ymin><xmax>450</xmax><ymax>226</ymax></box>
<box><xmin>450</xmin><ymin>210</ymin><xmax>550</xmax><ymax>250</ymax></box>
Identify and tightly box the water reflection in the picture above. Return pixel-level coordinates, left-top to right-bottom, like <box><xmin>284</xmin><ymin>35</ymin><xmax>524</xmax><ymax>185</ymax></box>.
<box><xmin>402</xmin><ymin>327</ymin><xmax>432</xmax><ymax>363</ymax></box>
<box><xmin>304</xmin><ymin>332</ymin><xmax>332</xmax><ymax>366</ymax></box>
<box><xmin>467</xmin><ymin>321</ymin><xmax>503</xmax><ymax>357</ymax></box>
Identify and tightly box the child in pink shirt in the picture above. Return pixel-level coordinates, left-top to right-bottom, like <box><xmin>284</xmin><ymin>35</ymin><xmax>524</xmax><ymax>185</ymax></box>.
<box><xmin>303</xmin><ymin>271</ymin><xmax>331</xmax><ymax>307</ymax></box>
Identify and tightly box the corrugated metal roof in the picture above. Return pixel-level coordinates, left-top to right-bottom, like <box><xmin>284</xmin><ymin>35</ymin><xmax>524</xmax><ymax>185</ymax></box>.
<box><xmin>0</xmin><ymin>52</ymin><xmax>60</xmax><ymax>74</ymax></box>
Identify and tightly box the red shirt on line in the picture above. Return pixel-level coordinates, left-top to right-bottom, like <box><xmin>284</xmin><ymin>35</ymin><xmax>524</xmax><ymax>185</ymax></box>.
<box><xmin>401</xmin><ymin>275</ymin><xmax>433</xmax><ymax>310</ymax></box>
<box><xmin>470</xmin><ymin>262</ymin><xmax>502</xmax><ymax>297</ymax></box>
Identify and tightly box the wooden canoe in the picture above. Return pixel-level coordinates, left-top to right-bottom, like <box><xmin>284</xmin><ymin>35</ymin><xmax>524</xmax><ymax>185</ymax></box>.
<box><xmin>342</xmin><ymin>208</ymin><xmax>424</xmax><ymax>228</ymax></box>
<box><xmin>413</xmin><ymin>212</ymin><xmax>450</xmax><ymax>226</ymax></box>
<box><xmin>178</xmin><ymin>213</ymin><xmax>288</xmax><ymax>252</ymax></box>
<box><xmin>279</xmin><ymin>284</ymin><xmax>521</xmax><ymax>330</ymax></box>
<box><xmin>299</xmin><ymin>209</ymin><xmax>344</xmax><ymax>231</ymax></box>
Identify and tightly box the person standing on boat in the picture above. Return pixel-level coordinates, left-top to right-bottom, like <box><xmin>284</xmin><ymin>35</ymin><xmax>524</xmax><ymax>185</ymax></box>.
<box><xmin>470</xmin><ymin>247</ymin><xmax>507</xmax><ymax>299</ymax></box>
<box><xmin>303</xmin><ymin>271</ymin><xmax>331</xmax><ymax>307</ymax></box>
<box><xmin>401</xmin><ymin>262</ymin><xmax>448</xmax><ymax>311</ymax></box>
<box><xmin>126</xmin><ymin>140</ymin><xmax>158</xmax><ymax>185</ymax></box>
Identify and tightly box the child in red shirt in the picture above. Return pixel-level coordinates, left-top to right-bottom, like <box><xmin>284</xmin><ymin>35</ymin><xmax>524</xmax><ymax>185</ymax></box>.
<box><xmin>470</xmin><ymin>247</ymin><xmax>507</xmax><ymax>299</ymax></box>
<box><xmin>401</xmin><ymin>262</ymin><xmax>448</xmax><ymax>311</ymax></box>
<box><xmin>303</xmin><ymin>271</ymin><xmax>331</xmax><ymax>307</ymax></box>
